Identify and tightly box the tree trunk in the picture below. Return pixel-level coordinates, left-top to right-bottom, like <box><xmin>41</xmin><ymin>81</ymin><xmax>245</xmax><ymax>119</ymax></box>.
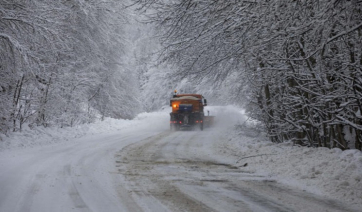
<box><xmin>12</xmin><ymin>75</ymin><xmax>24</xmax><ymax>132</ymax></box>
<box><xmin>36</xmin><ymin>75</ymin><xmax>53</xmax><ymax>127</ymax></box>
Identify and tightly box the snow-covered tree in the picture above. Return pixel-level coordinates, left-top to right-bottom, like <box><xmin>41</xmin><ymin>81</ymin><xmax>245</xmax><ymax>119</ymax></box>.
<box><xmin>0</xmin><ymin>0</ymin><xmax>140</xmax><ymax>136</ymax></box>
<box><xmin>134</xmin><ymin>0</ymin><xmax>362</xmax><ymax>150</ymax></box>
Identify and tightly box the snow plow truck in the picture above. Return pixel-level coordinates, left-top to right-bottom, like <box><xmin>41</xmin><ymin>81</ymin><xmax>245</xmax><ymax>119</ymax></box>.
<box><xmin>170</xmin><ymin>90</ymin><xmax>213</xmax><ymax>131</ymax></box>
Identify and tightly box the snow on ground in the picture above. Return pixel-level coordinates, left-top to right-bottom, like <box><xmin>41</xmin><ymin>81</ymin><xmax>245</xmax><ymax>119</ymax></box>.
<box><xmin>1</xmin><ymin>105</ymin><xmax>361</xmax><ymax>207</ymax></box>
<box><xmin>208</xmin><ymin>106</ymin><xmax>362</xmax><ymax>207</ymax></box>
<box><xmin>0</xmin><ymin>110</ymin><xmax>169</xmax><ymax>151</ymax></box>
<box><xmin>219</xmin><ymin>131</ymin><xmax>362</xmax><ymax>206</ymax></box>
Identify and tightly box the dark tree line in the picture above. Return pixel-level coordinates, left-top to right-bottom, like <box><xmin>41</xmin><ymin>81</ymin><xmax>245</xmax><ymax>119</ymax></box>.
<box><xmin>135</xmin><ymin>0</ymin><xmax>362</xmax><ymax>150</ymax></box>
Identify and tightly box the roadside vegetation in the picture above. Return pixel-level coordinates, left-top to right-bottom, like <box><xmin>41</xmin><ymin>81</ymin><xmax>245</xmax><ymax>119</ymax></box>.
<box><xmin>134</xmin><ymin>0</ymin><xmax>362</xmax><ymax>150</ymax></box>
<box><xmin>1</xmin><ymin>1</ymin><xmax>362</xmax><ymax>151</ymax></box>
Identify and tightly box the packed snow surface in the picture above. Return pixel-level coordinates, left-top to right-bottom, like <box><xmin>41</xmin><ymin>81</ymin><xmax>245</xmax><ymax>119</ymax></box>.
<box><xmin>0</xmin><ymin>106</ymin><xmax>361</xmax><ymax>211</ymax></box>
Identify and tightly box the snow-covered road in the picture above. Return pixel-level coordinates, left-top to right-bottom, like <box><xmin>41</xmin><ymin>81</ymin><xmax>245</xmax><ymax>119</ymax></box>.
<box><xmin>0</xmin><ymin>107</ymin><xmax>361</xmax><ymax>211</ymax></box>
<box><xmin>0</xmin><ymin>128</ymin><xmax>161</xmax><ymax>212</ymax></box>
<box><xmin>115</xmin><ymin>130</ymin><xmax>359</xmax><ymax>212</ymax></box>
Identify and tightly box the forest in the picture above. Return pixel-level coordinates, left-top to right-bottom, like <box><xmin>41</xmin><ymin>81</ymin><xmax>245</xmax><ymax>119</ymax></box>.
<box><xmin>0</xmin><ymin>0</ymin><xmax>141</xmax><ymax>133</ymax></box>
<box><xmin>1</xmin><ymin>0</ymin><xmax>362</xmax><ymax>150</ymax></box>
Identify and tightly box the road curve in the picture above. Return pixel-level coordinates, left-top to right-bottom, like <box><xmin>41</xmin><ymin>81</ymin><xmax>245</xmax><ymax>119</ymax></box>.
<box><xmin>0</xmin><ymin>129</ymin><xmax>160</xmax><ymax>212</ymax></box>
<box><xmin>0</xmin><ymin>125</ymin><xmax>359</xmax><ymax>212</ymax></box>
<box><xmin>116</xmin><ymin>130</ymin><xmax>360</xmax><ymax>212</ymax></box>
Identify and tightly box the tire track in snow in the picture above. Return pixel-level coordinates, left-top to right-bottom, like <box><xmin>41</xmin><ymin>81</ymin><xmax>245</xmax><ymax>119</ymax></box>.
<box><xmin>115</xmin><ymin>130</ymin><xmax>360</xmax><ymax>212</ymax></box>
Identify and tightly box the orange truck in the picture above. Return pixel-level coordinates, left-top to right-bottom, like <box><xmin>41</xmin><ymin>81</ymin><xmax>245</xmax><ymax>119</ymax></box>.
<box><xmin>170</xmin><ymin>91</ymin><xmax>208</xmax><ymax>131</ymax></box>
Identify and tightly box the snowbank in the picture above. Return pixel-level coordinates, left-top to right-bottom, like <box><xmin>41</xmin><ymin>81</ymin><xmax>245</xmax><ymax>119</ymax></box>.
<box><xmin>219</xmin><ymin>123</ymin><xmax>362</xmax><ymax>206</ymax></box>
<box><xmin>0</xmin><ymin>110</ymin><xmax>169</xmax><ymax>151</ymax></box>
